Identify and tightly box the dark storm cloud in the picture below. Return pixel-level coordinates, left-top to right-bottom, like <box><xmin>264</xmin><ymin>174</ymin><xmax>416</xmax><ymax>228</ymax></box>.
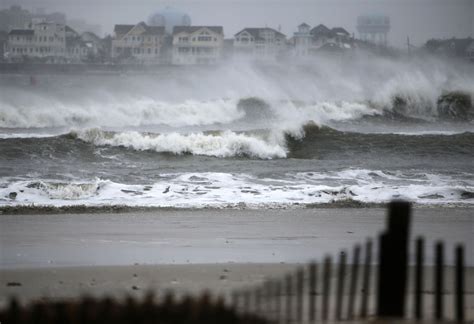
<box><xmin>3</xmin><ymin>0</ymin><xmax>473</xmax><ymax>47</ymax></box>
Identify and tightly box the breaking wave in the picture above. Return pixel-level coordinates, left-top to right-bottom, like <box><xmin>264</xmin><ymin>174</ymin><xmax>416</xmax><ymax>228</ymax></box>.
<box><xmin>1</xmin><ymin>170</ymin><xmax>473</xmax><ymax>208</ymax></box>
<box><xmin>72</xmin><ymin>128</ymin><xmax>288</xmax><ymax>159</ymax></box>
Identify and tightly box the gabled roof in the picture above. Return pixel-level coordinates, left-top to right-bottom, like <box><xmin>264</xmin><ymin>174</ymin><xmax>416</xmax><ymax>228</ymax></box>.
<box><xmin>114</xmin><ymin>24</ymin><xmax>135</xmax><ymax>36</ymax></box>
<box><xmin>142</xmin><ymin>25</ymin><xmax>165</xmax><ymax>36</ymax></box>
<box><xmin>65</xmin><ymin>25</ymin><xmax>77</xmax><ymax>33</ymax></box>
<box><xmin>310</xmin><ymin>24</ymin><xmax>332</xmax><ymax>36</ymax></box>
<box><xmin>172</xmin><ymin>26</ymin><xmax>223</xmax><ymax>35</ymax></box>
<box><xmin>234</xmin><ymin>27</ymin><xmax>286</xmax><ymax>40</ymax></box>
<box><xmin>332</xmin><ymin>27</ymin><xmax>350</xmax><ymax>36</ymax></box>
<box><xmin>114</xmin><ymin>22</ymin><xmax>165</xmax><ymax>38</ymax></box>
<box><xmin>8</xmin><ymin>29</ymin><xmax>34</xmax><ymax>36</ymax></box>
<box><xmin>299</xmin><ymin>23</ymin><xmax>310</xmax><ymax>28</ymax></box>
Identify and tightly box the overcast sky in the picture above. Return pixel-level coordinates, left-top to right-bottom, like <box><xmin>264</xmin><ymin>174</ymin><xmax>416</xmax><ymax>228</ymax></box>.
<box><xmin>3</xmin><ymin>0</ymin><xmax>473</xmax><ymax>47</ymax></box>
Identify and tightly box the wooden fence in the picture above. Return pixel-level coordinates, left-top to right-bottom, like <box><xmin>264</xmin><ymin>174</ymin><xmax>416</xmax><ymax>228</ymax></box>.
<box><xmin>231</xmin><ymin>201</ymin><xmax>468</xmax><ymax>323</ymax></box>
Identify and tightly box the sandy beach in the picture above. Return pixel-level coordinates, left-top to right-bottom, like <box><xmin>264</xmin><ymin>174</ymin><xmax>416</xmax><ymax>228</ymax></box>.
<box><xmin>1</xmin><ymin>207</ymin><xmax>473</xmax><ymax>317</ymax></box>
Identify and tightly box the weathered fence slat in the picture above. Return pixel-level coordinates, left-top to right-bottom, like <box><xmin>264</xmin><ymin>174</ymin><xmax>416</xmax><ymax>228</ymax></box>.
<box><xmin>335</xmin><ymin>251</ymin><xmax>346</xmax><ymax>320</ymax></box>
<box><xmin>347</xmin><ymin>245</ymin><xmax>360</xmax><ymax>320</ymax></box>
<box><xmin>377</xmin><ymin>201</ymin><xmax>411</xmax><ymax>318</ymax></box>
<box><xmin>435</xmin><ymin>241</ymin><xmax>444</xmax><ymax>320</ymax></box>
<box><xmin>308</xmin><ymin>262</ymin><xmax>317</xmax><ymax>323</ymax></box>
<box><xmin>414</xmin><ymin>237</ymin><xmax>424</xmax><ymax>320</ymax></box>
<box><xmin>360</xmin><ymin>239</ymin><xmax>372</xmax><ymax>318</ymax></box>
<box><xmin>455</xmin><ymin>244</ymin><xmax>464</xmax><ymax>323</ymax></box>
<box><xmin>285</xmin><ymin>274</ymin><xmax>292</xmax><ymax>324</ymax></box>
<box><xmin>296</xmin><ymin>268</ymin><xmax>304</xmax><ymax>323</ymax></box>
<box><xmin>322</xmin><ymin>256</ymin><xmax>332</xmax><ymax>321</ymax></box>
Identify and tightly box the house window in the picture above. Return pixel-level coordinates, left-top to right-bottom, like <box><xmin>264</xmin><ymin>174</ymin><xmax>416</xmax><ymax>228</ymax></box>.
<box><xmin>198</xmin><ymin>36</ymin><xmax>212</xmax><ymax>41</ymax></box>
<box><xmin>132</xmin><ymin>36</ymin><xmax>135</xmax><ymax>41</ymax></box>
<box><xmin>147</xmin><ymin>48</ymin><xmax>151</xmax><ymax>54</ymax></box>
<box><xmin>179</xmin><ymin>37</ymin><xmax>189</xmax><ymax>43</ymax></box>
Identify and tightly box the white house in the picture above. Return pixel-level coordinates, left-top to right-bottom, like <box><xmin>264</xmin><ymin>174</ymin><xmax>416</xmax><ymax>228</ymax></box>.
<box><xmin>234</xmin><ymin>27</ymin><xmax>286</xmax><ymax>61</ymax></box>
<box><xmin>293</xmin><ymin>23</ymin><xmax>311</xmax><ymax>57</ymax></box>
<box><xmin>293</xmin><ymin>23</ymin><xmax>352</xmax><ymax>57</ymax></box>
<box><xmin>112</xmin><ymin>22</ymin><xmax>165</xmax><ymax>64</ymax></box>
<box><xmin>5</xmin><ymin>20</ymin><xmax>66</xmax><ymax>62</ymax></box>
<box><xmin>171</xmin><ymin>26</ymin><xmax>224</xmax><ymax>65</ymax></box>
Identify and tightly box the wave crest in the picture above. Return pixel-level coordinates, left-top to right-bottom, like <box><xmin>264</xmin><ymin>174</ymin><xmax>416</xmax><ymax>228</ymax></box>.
<box><xmin>74</xmin><ymin>128</ymin><xmax>287</xmax><ymax>159</ymax></box>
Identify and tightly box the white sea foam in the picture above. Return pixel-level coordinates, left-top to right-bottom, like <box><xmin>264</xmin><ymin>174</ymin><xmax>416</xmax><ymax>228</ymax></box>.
<box><xmin>75</xmin><ymin>128</ymin><xmax>288</xmax><ymax>159</ymax></box>
<box><xmin>1</xmin><ymin>170</ymin><xmax>472</xmax><ymax>208</ymax></box>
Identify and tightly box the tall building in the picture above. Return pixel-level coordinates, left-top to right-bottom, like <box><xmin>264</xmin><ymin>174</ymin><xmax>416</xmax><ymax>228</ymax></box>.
<box><xmin>148</xmin><ymin>7</ymin><xmax>191</xmax><ymax>34</ymax></box>
<box><xmin>356</xmin><ymin>15</ymin><xmax>390</xmax><ymax>47</ymax></box>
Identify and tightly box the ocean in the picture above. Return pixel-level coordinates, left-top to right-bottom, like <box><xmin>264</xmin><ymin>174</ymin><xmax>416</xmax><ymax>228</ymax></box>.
<box><xmin>1</xmin><ymin>55</ymin><xmax>473</xmax><ymax>208</ymax></box>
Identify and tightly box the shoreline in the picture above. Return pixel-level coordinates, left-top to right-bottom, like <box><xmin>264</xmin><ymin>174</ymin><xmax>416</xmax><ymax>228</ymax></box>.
<box><xmin>1</xmin><ymin>201</ymin><xmax>472</xmax><ymax>215</ymax></box>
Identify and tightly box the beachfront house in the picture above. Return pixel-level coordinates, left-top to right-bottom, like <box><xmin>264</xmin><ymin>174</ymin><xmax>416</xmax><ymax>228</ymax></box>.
<box><xmin>171</xmin><ymin>26</ymin><xmax>224</xmax><ymax>65</ymax></box>
<box><xmin>5</xmin><ymin>20</ymin><xmax>66</xmax><ymax>62</ymax></box>
<box><xmin>293</xmin><ymin>23</ymin><xmax>352</xmax><ymax>57</ymax></box>
<box><xmin>233</xmin><ymin>27</ymin><xmax>287</xmax><ymax>61</ymax></box>
<box><xmin>111</xmin><ymin>22</ymin><xmax>165</xmax><ymax>64</ymax></box>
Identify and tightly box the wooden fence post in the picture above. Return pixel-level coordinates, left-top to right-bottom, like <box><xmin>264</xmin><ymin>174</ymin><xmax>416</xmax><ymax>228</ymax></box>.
<box><xmin>455</xmin><ymin>244</ymin><xmax>465</xmax><ymax>323</ymax></box>
<box><xmin>308</xmin><ymin>262</ymin><xmax>317</xmax><ymax>323</ymax></box>
<box><xmin>414</xmin><ymin>237</ymin><xmax>424</xmax><ymax>320</ymax></box>
<box><xmin>335</xmin><ymin>251</ymin><xmax>347</xmax><ymax>320</ymax></box>
<box><xmin>377</xmin><ymin>201</ymin><xmax>411</xmax><ymax>318</ymax></box>
<box><xmin>435</xmin><ymin>241</ymin><xmax>444</xmax><ymax>320</ymax></box>
<box><xmin>347</xmin><ymin>245</ymin><xmax>360</xmax><ymax>320</ymax></box>
<box><xmin>360</xmin><ymin>239</ymin><xmax>372</xmax><ymax>318</ymax></box>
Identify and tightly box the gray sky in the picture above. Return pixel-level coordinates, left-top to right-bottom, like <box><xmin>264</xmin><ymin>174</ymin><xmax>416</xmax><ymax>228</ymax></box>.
<box><xmin>3</xmin><ymin>0</ymin><xmax>473</xmax><ymax>47</ymax></box>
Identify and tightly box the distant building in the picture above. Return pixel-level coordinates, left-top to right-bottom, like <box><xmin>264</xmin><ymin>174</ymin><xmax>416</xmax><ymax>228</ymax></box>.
<box><xmin>0</xmin><ymin>31</ymin><xmax>7</xmax><ymax>61</ymax></box>
<box><xmin>466</xmin><ymin>40</ymin><xmax>474</xmax><ymax>62</ymax></box>
<box><xmin>293</xmin><ymin>23</ymin><xmax>352</xmax><ymax>57</ymax></box>
<box><xmin>171</xmin><ymin>26</ymin><xmax>224</xmax><ymax>65</ymax></box>
<box><xmin>425</xmin><ymin>37</ymin><xmax>474</xmax><ymax>62</ymax></box>
<box><xmin>148</xmin><ymin>7</ymin><xmax>191</xmax><ymax>34</ymax></box>
<box><xmin>5</xmin><ymin>21</ymin><xmax>66</xmax><ymax>62</ymax></box>
<box><xmin>65</xmin><ymin>26</ymin><xmax>103</xmax><ymax>63</ymax></box>
<box><xmin>0</xmin><ymin>6</ymin><xmax>31</xmax><ymax>32</ymax></box>
<box><xmin>111</xmin><ymin>22</ymin><xmax>165</xmax><ymax>64</ymax></box>
<box><xmin>293</xmin><ymin>23</ymin><xmax>311</xmax><ymax>56</ymax></box>
<box><xmin>356</xmin><ymin>15</ymin><xmax>390</xmax><ymax>46</ymax></box>
<box><xmin>32</xmin><ymin>9</ymin><xmax>66</xmax><ymax>25</ymax></box>
<box><xmin>233</xmin><ymin>27</ymin><xmax>286</xmax><ymax>61</ymax></box>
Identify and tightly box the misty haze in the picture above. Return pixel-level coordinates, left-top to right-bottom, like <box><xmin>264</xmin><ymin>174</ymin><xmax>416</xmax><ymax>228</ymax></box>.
<box><xmin>0</xmin><ymin>1</ymin><xmax>473</xmax><ymax>323</ymax></box>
